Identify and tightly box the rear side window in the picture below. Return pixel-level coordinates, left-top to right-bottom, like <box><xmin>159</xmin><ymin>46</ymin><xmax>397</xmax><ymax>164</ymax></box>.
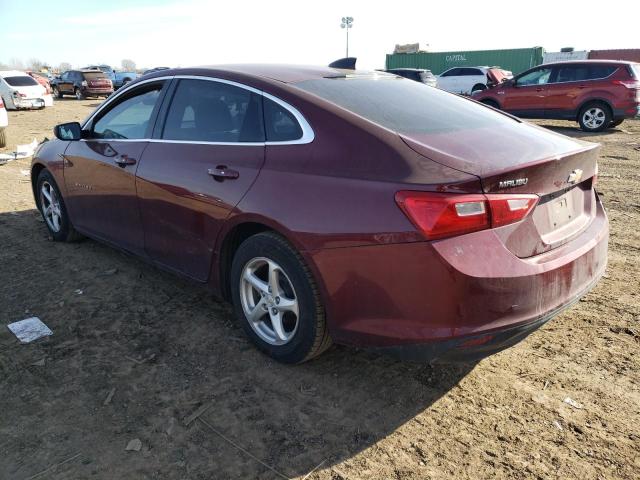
<box><xmin>163</xmin><ymin>79</ymin><xmax>264</xmax><ymax>142</ymax></box>
<box><xmin>92</xmin><ymin>87</ymin><xmax>162</xmax><ymax>139</ymax></box>
<box><xmin>3</xmin><ymin>76</ymin><xmax>39</xmax><ymax>87</ymax></box>
<box><xmin>460</xmin><ymin>68</ymin><xmax>482</xmax><ymax>76</ymax></box>
<box><xmin>556</xmin><ymin>65</ymin><xmax>617</xmax><ymax>82</ymax></box>
<box><xmin>587</xmin><ymin>65</ymin><xmax>617</xmax><ymax>80</ymax></box>
<box><xmin>263</xmin><ymin>97</ymin><xmax>303</xmax><ymax>142</ymax></box>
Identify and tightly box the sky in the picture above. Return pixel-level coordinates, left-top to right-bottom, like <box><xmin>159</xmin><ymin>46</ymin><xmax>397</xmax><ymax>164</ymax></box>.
<box><xmin>0</xmin><ymin>0</ymin><xmax>639</xmax><ymax>71</ymax></box>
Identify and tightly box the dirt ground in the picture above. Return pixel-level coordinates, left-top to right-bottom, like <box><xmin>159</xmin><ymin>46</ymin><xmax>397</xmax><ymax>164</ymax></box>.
<box><xmin>0</xmin><ymin>99</ymin><xmax>638</xmax><ymax>480</ymax></box>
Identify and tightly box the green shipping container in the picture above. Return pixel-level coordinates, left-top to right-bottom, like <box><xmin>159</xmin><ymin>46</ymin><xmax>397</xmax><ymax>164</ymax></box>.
<box><xmin>385</xmin><ymin>47</ymin><xmax>544</xmax><ymax>76</ymax></box>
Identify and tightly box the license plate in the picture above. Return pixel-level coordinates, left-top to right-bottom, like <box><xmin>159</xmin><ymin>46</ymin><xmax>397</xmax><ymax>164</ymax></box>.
<box><xmin>32</xmin><ymin>99</ymin><xmax>44</xmax><ymax>108</ymax></box>
<box><xmin>550</xmin><ymin>195</ymin><xmax>574</xmax><ymax>227</ymax></box>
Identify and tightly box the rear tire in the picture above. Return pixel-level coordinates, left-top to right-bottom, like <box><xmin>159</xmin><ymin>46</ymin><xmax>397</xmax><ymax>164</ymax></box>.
<box><xmin>53</xmin><ymin>86</ymin><xmax>63</xmax><ymax>99</ymax></box>
<box><xmin>481</xmin><ymin>99</ymin><xmax>500</xmax><ymax>110</ymax></box>
<box><xmin>36</xmin><ymin>169</ymin><xmax>82</xmax><ymax>242</ymax></box>
<box><xmin>471</xmin><ymin>83</ymin><xmax>486</xmax><ymax>93</ymax></box>
<box><xmin>0</xmin><ymin>128</ymin><xmax>6</xmax><ymax>148</ymax></box>
<box><xmin>230</xmin><ymin>232</ymin><xmax>332</xmax><ymax>363</ymax></box>
<box><xmin>578</xmin><ymin>102</ymin><xmax>611</xmax><ymax>132</ymax></box>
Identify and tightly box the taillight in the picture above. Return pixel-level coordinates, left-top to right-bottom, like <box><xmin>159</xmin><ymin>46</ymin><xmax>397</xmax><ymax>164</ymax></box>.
<box><xmin>395</xmin><ymin>191</ymin><xmax>538</xmax><ymax>240</ymax></box>
<box><xmin>612</xmin><ymin>80</ymin><xmax>640</xmax><ymax>89</ymax></box>
<box><xmin>0</xmin><ymin>97</ymin><xmax>3</xmax><ymax>108</ymax></box>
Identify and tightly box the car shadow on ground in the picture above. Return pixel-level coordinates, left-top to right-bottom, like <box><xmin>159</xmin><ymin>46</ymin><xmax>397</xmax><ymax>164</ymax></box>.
<box><xmin>0</xmin><ymin>209</ymin><xmax>477</xmax><ymax>479</ymax></box>
<box><xmin>538</xmin><ymin>124</ymin><xmax>619</xmax><ymax>138</ymax></box>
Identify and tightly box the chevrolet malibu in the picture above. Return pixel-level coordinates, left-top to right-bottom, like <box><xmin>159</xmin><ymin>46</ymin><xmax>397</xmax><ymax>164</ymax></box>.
<box><xmin>31</xmin><ymin>65</ymin><xmax>609</xmax><ymax>364</ymax></box>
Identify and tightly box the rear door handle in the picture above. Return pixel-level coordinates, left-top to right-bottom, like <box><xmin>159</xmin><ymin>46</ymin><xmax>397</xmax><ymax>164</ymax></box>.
<box><xmin>114</xmin><ymin>155</ymin><xmax>136</xmax><ymax>167</ymax></box>
<box><xmin>208</xmin><ymin>166</ymin><xmax>239</xmax><ymax>180</ymax></box>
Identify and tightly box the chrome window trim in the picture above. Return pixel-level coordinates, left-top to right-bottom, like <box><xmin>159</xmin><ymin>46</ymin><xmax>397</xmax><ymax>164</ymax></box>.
<box><xmin>81</xmin><ymin>74</ymin><xmax>314</xmax><ymax>146</ymax></box>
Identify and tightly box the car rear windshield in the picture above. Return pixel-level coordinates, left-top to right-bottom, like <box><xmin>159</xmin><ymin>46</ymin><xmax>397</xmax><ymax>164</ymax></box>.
<box><xmin>3</xmin><ymin>76</ymin><xmax>39</xmax><ymax>87</ymax></box>
<box><xmin>295</xmin><ymin>75</ymin><xmax>514</xmax><ymax>134</ymax></box>
<box><xmin>83</xmin><ymin>72</ymin><xmax>108</xmax><ymax>80</ymax></box>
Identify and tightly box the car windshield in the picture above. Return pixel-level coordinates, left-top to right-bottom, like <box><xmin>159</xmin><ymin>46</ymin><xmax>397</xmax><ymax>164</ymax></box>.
<box><xmin>296</xmin><ymin>75</ymin><xmax>514</xmax><ymax>134</ymax></box>
<box><xmin>3</xmin><ymin>75</ymin><xmax>39</xmax><ymax>87</ymax></box>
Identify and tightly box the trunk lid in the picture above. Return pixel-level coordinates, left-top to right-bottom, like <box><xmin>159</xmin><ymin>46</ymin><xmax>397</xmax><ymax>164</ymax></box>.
<box><xmin>401</xmin><ymin>122</ymin><xmax>600</xmax><ymax>257</ymax></box>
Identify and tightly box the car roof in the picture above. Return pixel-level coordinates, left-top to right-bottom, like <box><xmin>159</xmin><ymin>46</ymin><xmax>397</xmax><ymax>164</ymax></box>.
<box><xmin>541</xmin><ymin>59</ymin><xmax>637</xmax><ymax>67</ymax></box>
<box><xmin>163</xmin><ymin>64</ymin><xmax>389</xmax><ymax>84</ymax></box>
<box><xmin>0</xmin><ymin>70</ymin><xmax>30</xmax><ymax>77</ymax></box>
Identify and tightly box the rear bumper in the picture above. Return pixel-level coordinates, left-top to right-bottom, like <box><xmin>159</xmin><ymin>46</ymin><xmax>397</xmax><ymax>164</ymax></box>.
<box><xmin>371</xmin><ymin>268</ymin><xmax>602</xmax><ymax>363</ymax></box>
<box><xmin>612</xmin><ymin>105</ymin><xmax>640</xmax><ymax>119</ymax></box>
<box><xmin>311</xmin><ymin>193</ymin><xmax>608</xmax><ymax>357</ymax></box>
<box><xmin>82</xmin><ymin>87</ymin><xmax>113</xmax><ymax>96</ymax></box>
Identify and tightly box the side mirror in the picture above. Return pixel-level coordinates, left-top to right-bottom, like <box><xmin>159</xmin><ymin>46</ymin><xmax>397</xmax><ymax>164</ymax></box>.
<box><xmin>54</xmin><ymin>122</ymin><xmax>82</xmax><ymax>141</ymax></box>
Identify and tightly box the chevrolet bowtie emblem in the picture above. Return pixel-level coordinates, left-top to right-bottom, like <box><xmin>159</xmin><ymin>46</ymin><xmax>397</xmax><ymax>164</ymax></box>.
<box><xmin>567</xmin><ymin>169</ymin><xmax>583</xmax><ymax>184</ymax></box>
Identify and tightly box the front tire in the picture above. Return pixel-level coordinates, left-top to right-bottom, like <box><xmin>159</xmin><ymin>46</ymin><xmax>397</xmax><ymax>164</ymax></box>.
<box><xmin>578</xmin><ymin>102</ymin><xmax>611</xmax><ymax>132</ymax></box>
<box><xmin>230</xmin><ymin>232</ymin><xmax>332</xmax><ymax>363</ymax></box>
<box><xmin>0</xmin><ymin>128</ymin><xmax>6</xmax><ymax>148</ymax></box>
<box><xmin>74</xmin><ymin>87</ymin><xmax>84</xmax><ymax>100</ymax></box>
<box><xmin>471</xmin><ymin>83</ymin><xmax>486</xmax><ymax>93</ymax></box>
<box><xmin>36</xmin><ymin>169</ymin><xmax>82</xmax><ymax>242</ymax></box>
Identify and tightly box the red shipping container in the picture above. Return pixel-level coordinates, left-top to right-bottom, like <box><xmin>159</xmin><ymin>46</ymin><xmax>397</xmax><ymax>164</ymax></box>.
<box><xmin>588</xmin><ymin>49</ymin><xmax>640</xmax><ymax>62</ymax></box>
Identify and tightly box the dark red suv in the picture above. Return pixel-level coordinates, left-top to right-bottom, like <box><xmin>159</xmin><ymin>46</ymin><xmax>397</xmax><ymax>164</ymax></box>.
<box><xmin>473</xmin><ymin>60</ymin><xmax>640</xmax><ymax>132</ymax></box>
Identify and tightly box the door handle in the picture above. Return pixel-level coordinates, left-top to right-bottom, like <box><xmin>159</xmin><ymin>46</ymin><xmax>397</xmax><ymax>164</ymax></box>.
<box><xmin>114</xmin><ymin>155</ymin><xmax>136</xmax><ymax>167</ymax></box>
<box><xmin>536</xmin><ymin>87</ymin><xmax>544</xmax><ymax>92</ymax></box>
<box><xmin>208</xmin><ymin>166</ymin><xmax>239</xmax><ymax>180</ymax></box>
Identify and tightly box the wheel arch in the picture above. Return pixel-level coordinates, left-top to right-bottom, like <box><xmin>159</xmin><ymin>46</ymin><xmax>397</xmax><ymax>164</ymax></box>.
<box><xmin>214</xmin><ymin>215</ymin><xmax>329</xmax><ymax>308</ymax></box>
<box><xmin>31</xmin><ymin>162</ymin><xmax>47</xmax><ymax>204</ymax></box>
<box><xmin>576</xmin><ymin>97</ymin><xmax>614</xmax><ymax>120</ymax></box>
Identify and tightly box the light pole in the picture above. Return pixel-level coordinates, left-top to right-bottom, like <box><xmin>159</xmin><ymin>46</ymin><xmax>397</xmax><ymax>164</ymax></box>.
<box><xmin>340</xmin><ymin>16</ymin><xmax>354</xmax><ymax>57</ymax></box>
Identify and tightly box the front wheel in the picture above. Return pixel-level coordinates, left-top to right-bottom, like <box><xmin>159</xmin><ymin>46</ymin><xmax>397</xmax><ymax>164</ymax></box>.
<box><xmin>230</xmin><ymin>232</ymin><xmax>332</xmax><ymax>363</ymax></box>
<box><xmin>36</xmin><ymin>169</ymin><xmax>82</xmax><ymax>242</ymax></box>
<box><xmin>578</xmin><ymin>102</ymin><xmax>611</xmax><ymax>132</ymax></box>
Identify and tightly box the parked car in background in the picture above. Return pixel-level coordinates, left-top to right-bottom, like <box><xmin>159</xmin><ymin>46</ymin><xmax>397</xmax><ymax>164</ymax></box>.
<box><xmin>473</xmin><ymin>60</ymin><xmax>640</xmax><ymax>132</ymax></box>
<box><xmin>437</xmin><ymin>66</ymin><xmax>512</xmax><ymax>95</ymax></box>
<box><xmin>51</xmin><ymin>70</ymin><xmax>113</xmax><ymax>99</ymax></box>
<box><xmin>0</xmin><ymin>71</ymin><xmax>50</xmax><ymax>110</ymax></box>
<box><xmin>32</xmin><ymin>65</ymin><xmax>607</xmax><ymax>364</ymax></box>
<box><xmin>142</xmin><ymin>67</ymin><xmax>170</xmax><ymax>76</ymax></box>
<box><xmin>26</xmin><ymin>71</ymin><xmax>54</xmax><ymax>106</ymax></box>
<box><xmin>85</xmin><ymin>65</ymin><xmax>138</xmax><ymax>89</ymax></box>
<box><xmin>384</xmin><ymin>68</ymin><xmax>437</xmax><ymax>87</ymax></box>
<box><xmin>0</xmin><ymin>96</ymin><xmax>7</xmax><ymax>147</ymax></box>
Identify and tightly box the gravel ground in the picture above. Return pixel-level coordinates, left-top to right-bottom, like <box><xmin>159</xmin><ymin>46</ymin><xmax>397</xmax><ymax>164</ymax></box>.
<box><xmin>0</xmin><ymin>100</ymin><xmax>638</xmax><ymax>479</ymax></box>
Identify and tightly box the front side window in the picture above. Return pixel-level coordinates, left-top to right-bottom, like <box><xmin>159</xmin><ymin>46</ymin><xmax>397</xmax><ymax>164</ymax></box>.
<box><xmin>92</xmin><ymin>86</ymin><xmax>162</xmax><ymax>139</ymax></box>
<box><xmin>162</xmin><ymin>79</ymin><xmax>264</xmax><ymax>142</ymax></box>
<box><xmin>517</xmin><ymin>68</ymin><xmax>552</xmax><ymax>86</ymax></box>
<box><xmin>263</xmin><ymin>97</ymin><xmax>303</xmax><ymax>142</ymax></box>
<box><xmin>441</xmin><ymin>68</ymin><xmax>460</xmax><ymax>77</ymax></box>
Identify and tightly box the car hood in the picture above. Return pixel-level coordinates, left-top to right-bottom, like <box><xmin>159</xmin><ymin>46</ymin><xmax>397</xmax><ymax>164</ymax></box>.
<box><xmin>400</xmin><ymin>121</ymin><xmax>600</xmax><ymax>195</ymax></box>
<box><xmin>486</xmin><ymin>68</ymin><xmax>511</xmax><ymax>86</ymax></box>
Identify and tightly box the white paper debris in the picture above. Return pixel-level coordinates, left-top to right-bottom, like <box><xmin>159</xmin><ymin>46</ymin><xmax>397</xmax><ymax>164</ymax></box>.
<box><xmin>7</xmin><ymin>317</ymin><xmax>53</xmax><ymax>343</ymax></box>
<box><xmin>563</xmin><ymin>397</ymin><xmax>584</xmax><ymax>410</ymax></box>
<box><xmin>74</xmin><ymin>289</ymin><xmax>83</xmax><ymax>295</ymax></box>
<box><xmin>16</xmin><ymin>138</ymin><xmax>39</xmax><ymax>158</ymax></box>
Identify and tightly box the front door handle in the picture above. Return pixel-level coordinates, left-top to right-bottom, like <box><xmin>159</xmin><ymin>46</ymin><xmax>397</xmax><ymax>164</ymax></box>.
<box><xmin>114</xmin><ymin>155</ymin><xmax>136</xmax><ymax>167</ymax></box>
<box><xmin>208</xmin><ymin>166</ymin><xmax>239</xmax><ymax>180</ymax></box>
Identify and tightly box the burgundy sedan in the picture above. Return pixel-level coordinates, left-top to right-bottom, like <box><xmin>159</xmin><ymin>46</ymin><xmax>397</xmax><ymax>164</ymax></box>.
<box><xmin>31</xmin><ymin>65</ymin><xmax>608</xmax><ymax>363</ymax></box>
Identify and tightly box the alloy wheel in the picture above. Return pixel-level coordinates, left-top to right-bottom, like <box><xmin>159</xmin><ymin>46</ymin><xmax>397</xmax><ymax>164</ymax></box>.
<box><xmin>40</xmin><ymin>181</ymin><xmax>62</xmax><ymax>232</ymax></box>
<box><xmin>240</xmin><ymin>257</ymin><xmax>299</xmax><ymax>345</ymax></box>
<box><xmin>582</xmin><ymin>107</ymin><xmax>606</xmax><ymax>130</ymax></box>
